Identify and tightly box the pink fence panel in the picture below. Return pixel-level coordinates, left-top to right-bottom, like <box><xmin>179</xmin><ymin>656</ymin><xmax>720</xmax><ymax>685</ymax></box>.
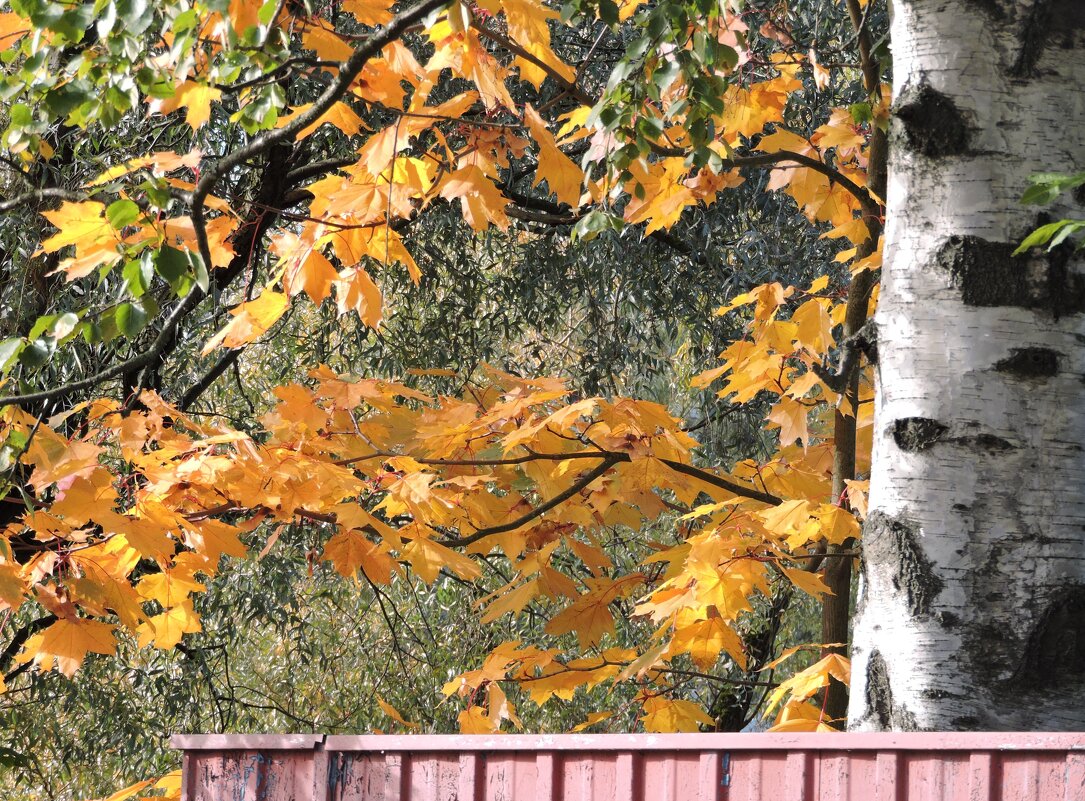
<box><xmin>171</xmin><ymin>732</ymin><xmax>1085</xmax><ymax>801</ymax></box>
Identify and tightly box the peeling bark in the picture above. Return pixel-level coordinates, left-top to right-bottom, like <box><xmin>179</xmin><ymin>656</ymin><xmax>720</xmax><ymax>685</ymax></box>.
<box><xmin>849</xmin><ymin>0</ymin><xmax>1085</xmax><ymax>730</ymax></box>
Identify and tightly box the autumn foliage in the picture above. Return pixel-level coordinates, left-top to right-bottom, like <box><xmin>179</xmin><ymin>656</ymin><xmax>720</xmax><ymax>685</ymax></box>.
<box><xmin>0</xmin><ymin>0</ymin><xmax>886</xmax><ymax>761</ymax></box>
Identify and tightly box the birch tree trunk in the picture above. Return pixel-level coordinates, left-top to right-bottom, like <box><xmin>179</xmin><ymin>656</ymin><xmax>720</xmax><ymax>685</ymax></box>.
<box><xmin>849</xmin><ymin>0</ymin><xmax>1085</xmax><ymax>730</ymax></box>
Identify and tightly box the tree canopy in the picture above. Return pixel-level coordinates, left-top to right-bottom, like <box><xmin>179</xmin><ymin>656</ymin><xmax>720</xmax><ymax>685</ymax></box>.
<box><xmin>0</xmin><ymin>0</ymin><xmax>897</xmax><ymax>796</ymax></box>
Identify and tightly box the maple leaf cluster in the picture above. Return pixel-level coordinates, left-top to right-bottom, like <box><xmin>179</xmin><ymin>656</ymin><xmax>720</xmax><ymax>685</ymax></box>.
<box><xmin>0</xmin><ymin>0</ymin><xmax>887</xmax><ymax>742</ymax></box>
<box><xmin>1</xmin><ymin>275</ymin><xmax>872</xmax><ymax>733</ymax></box>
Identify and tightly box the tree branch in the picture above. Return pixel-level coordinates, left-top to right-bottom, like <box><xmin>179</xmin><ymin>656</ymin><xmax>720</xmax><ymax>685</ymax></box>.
<box><xmin>0</xmin><ymin>292</ymin><xmax>200</xmax><ymax>409</ymax></box>
<box><xmin>189</xmin><ymin>0</ymin><xmax>451</xmax><ymax>273</ymax></box>
<box><xmin>339</xmin><ymin>446</ymin><xmax>781</xmax><ymax>507</ymax></box>
<box><xmin>437</xmin><ymin>455</ymin><xmax>621</xmax><ymax>546</ymax></box>
<box><xmin>0</xmin><ymin>188</ymin><xmax>89</xmax><ymax>214</ymax></box>
<box><xmin>178</xmin><ymin>346</ymin><xmax>246</xmax><ymax>411</ymax></box>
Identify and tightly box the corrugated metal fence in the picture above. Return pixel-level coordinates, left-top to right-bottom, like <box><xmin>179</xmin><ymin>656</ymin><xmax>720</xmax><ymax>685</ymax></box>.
<box><xmin>171</xmin><ymin>732</ymin><xmax>1085</xmax><ymax>801</ymax></box>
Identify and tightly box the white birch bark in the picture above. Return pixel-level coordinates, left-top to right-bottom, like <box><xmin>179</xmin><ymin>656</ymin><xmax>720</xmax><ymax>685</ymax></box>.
<box><xmin>849</xmin><ymin>0</ymin><xmax>1085</xmax><ymax>730</ymax></box>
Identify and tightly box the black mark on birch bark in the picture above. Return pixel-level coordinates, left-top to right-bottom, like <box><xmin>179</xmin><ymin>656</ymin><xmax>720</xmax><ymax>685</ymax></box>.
<box><xmin>995</xmin><ymin>347</ymin><xmax>1062</xmax><ymax>379</ymax></box>
<box><xmin>1012</xmin><ymin>0</ymin><xmax>1085</xmax><ymax>77</ymax></box>
<box><xmin>864</xmin><ymin>511</ymin><xmax>944</xmax><ymax>618</ymax></box>
<box><xmin>893</xmin><ymin>84</ymin><xmax>970</xmax><ymax>158</ymax></box>
<box><xmin>1011</xmin><ymin>587</ymin><xmax>1085</xmax><ymax>689</ymax></box>
<box><xmin>937</xmin><ymin>235</ymin><xmax>1085</xmax><ymax>316</ymax></box>
<box><xmin>866</xmin><ymin>650</ymin><xmax>919</xmax><ymax>731</ymax></box>
<box><xmin>937</xmin><ymin>611</ymin><xmax>960</xmax><ymax>629</ymax></box>
<box><xmin>959</xmin><ymin>433</ymin><xmax>1015</xmax><ymax>452</ymax></box>
<box><xmin>966</xmin><ymin>0</ymin><xmax>1006</xmax><ymax>18</ymax></box>
<box><xmin>892</xmin><ymin>417</ymin><xmax>948</xmax><ymax>452</ymax></box>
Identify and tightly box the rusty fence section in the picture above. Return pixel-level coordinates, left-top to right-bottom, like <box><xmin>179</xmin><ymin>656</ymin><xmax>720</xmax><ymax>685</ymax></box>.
<box><xmin>171</xmin><ymin>732</ymin><xmax>1085</xmax><ymax>801</ymax></box>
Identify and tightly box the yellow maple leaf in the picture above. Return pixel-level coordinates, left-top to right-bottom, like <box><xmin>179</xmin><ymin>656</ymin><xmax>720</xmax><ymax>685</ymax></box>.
<box><xmin>17</xmin><ymin>618</ymin><xmax>117</xmax><ymax>677</ymax></box>
<box><xmin>640</xmin><ymin>695</ymin><xmax>714</xmax><ymax>733</ymax></box>
<box><xmin>93</xmin><ymin>769</ymin><xmax>181</xmax><ymax>801</ymax></box>
<box><xmin>791</xmin><ymin>298</ymin><xmax>835</xmax><ymax>354</ymax></box>
<box><xmin>39</xmin><ymin>201</ymin><xmax>121</xmax><ymax>279</ymax></box>
<box><xmin>439</xmin><ymin>165</ymin><xmax>509</xmax><ymax>230</ymax></box>
<box><xmin>341</xmin><ymin>0</ymin><xmax>394</xmax><ymax>26</ymax></box>
<box><xmin>303</xmin><ymin>25</ymin><xmax>354</xmax><ymax>61</ymax></box>
<box><xmin>768</xmin><ymin>701</ymin><xmax>834</xmax><ymax>732</ymax></box>
<box><xmin>377</xmin><ymin>695</ymin><xmax>420</xmax><ymax>730</ymax></box>
<box><xmin>202</xmin><ymin>289</ymin><xmax>290</xmax><ymax>353</ymax></box>
<box><xmin>767</xmin><ymin>396</ymin><xmax>810</xmax><ymax>447</ymax></box>
<box><xmin>334</xmin><ymin>267</ymin><xmax>383</xmax><ymax>327</ymax></box>
<box><xmin>136</xmin><ymin>569</ymin><xmax>206</xmax><ymax>608</ymax></box>
<box><xmin>667</xmin><ymin>616</ymin><xmax>747</xmax><ymax>670</ymax></box>
<box><xmin>488</xmin><ymin>681</ymin><xmax>522</xmax><ymax>729</ymax></box>
<box><xmin>0</xmin><ymin>12</ymin><xmax>30</xmax><ymax>49</ymax></box>
<box><xmin>277</xmin><ymin>101</ymin><xmax>366</xmax><ymax>140</ymax></box>
<box><xmin>458</xmin><ymin>704</ymin><xmax>497</xmax><ymax>734</ymax></box>
<box><xmin>764</xmin><ymin>653</ymin><xmax>851</xmax><ymax>716</ymax></box>
<box><xmin>149</xmin><ymin>82</ymin><xmax>222</xmax><ymax>131</ymax></box>
<box><xmin>781</xmin><ymin>566</ymin><xmax>833</xmax><ymax>598</ymax></box>
<box><xmin>0</xmin><ymin>562</ymin><xmax>25</xmax><ymax>611</ymax></box>
<box><xmin>491</xmin><ymin>0</ymin><xmax>576</xmax><ymax>88</ymax></box>
<box><xmin>86</xmin><ymin>149</ymin><xmax>203</xmax><ymax>187</ymax></box>
<box><xmin>105</xmin><ymin>514</ymin><xmax>176</xmax><ymax>562</ymax></box>
<box><xmin>544</xmin><ymin>574</ymin><xmax>642</xmax><ymax>648</ymax></box>
<box><xmin>571</xmin><ymin>711</ymin><xmax>612</xmax><ymax>732</ymax></box>
<box><xmin>523</xmin><ymin>105</ymin><xmax>584</xmax><ymax>206</ymax></box>
<box><xmin>401</xmin><ymin>535</ymin><xmax>482</xmax><ymax>583</ymax></box>
<box><xmin>480</xmin><ymin>578</ymin><xmax>539</xmax><ymax>623</ymax></box>
<box><xmin>812</xmin><ymin>108</ymin><xmax>866</xmax><ymax>157</ymax></box>
<box><xmin>183</xmin><ymin>519</ymin><xmax>249</xmax><ymax>562</ymax></box>
<box><xmin>321</xmin><ymin>529</ymin><xmax>397</xmax><ymax>584</ymax></box>
<box><xmin>137</xmin><ymin>601</ymin><xmax>202</xmax><ymax>650</ymax></box>
<box><xmin>816</xmin><ymin>504</ymin><xmax>861</xmax><ymax>543</ymax></box>
<box><xmin>757</xmin><ymin>499</ymin><xmax>813</xmax><ymax>538</ymax></box>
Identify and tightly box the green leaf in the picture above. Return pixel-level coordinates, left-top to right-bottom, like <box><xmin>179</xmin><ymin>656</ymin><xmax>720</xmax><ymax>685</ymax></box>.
<box><xmin>106</xmin><ymin>199</ymin><xmax>140</xmax><ymax>229</ymax></box>
<box><xmin>258</xmin><ymin>0</ymin><xmax>279</xmax><ymax>24</ymax></box>
<box><xmin>154</xmin><ymin>245</ymin><xmax>191</xmax><ymax>295</ymax></box>
<box><xmin>10</xmin><ymin>102</ymin><xmax>32</xmax><ymax>127</ymax></box>
<box><xmin>18</xmin><ymin>339</ymin><xmax>49</xmax><ymax>368</ymax></box>
<box><xmin>97</xmin><ymin>311</ymin><xmax>120</xmax><ymax>343</ymax></box>
<box><xmin>122</xmin><ymin>255</ymin><xmax>153</xmax><ymax>298</ymax></box>
<box><xmin>27</xmin><ymin>314</ymin><xmax>56</xmax><ymax>341</ymax></box>
<box><xmin>715</xmin><ymin>44</ymin><xmax>739</xmax><ymax>71</ymax></box>
<box><xmin>0</xmin><ymin>746</ymin><xmax>29</xmax><ymax>769</ymax></box>
<box><xmin>849</xmin><ymin>103</ymin><xmax>873</xmax><ymax>125</ymax></box>
<box><xmin>48</xmin><ymin>312</ymin><xmax>80</xmax><ymax>341</ymax></box>
<box><xmin>117</xmin><ymin>0</ymin><xmax>153</xmax><ymax>35</ymax></box>
<box><xmin>1014</xmin><ymin>220</ymin><xmax>1073</xmax><ymax>254</ymax></box>
<box><xmin>598</xmin><ymin>0</ymin><xmax>619</xmax><ymax>26</ymax></box>
<box><xmin>571</xmin><ymin>210</ymin><xmax>624</xmax><ymax>242</ymax></box>
<box><xmin>1020</xmin><ymin>172</ymin><xmax>1085</xmax><ymax>205</ymax></box>
<box><xmin>0</xmin><ymin>338</ymin><xmax>24</xmax><ymax>372</ymax></box>
<box><xmin>115</xmin><ymin>302</ymin><xmax>148</xmax><ymax>337</ymax></box>
<box><xmin>1049</xmin><ymin>221</ymin><xmax>1085</xmax><ymax>249</ymax></box>
<box><xmin>80</xmin><ymin>321</ymin><xmax>102</xmax><ymax>345</ymax></box>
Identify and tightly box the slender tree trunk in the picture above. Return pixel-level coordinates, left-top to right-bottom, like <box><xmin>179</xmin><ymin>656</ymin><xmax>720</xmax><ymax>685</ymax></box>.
<box><xmin>849</xmin><ymin>0</ymin><xmax>1085</xmax><ymax>730</ymax></box>
<box><xmin>820</xmin><ymin>0</ymin><xmax>889</xmax><ymax>725</ymax></box>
